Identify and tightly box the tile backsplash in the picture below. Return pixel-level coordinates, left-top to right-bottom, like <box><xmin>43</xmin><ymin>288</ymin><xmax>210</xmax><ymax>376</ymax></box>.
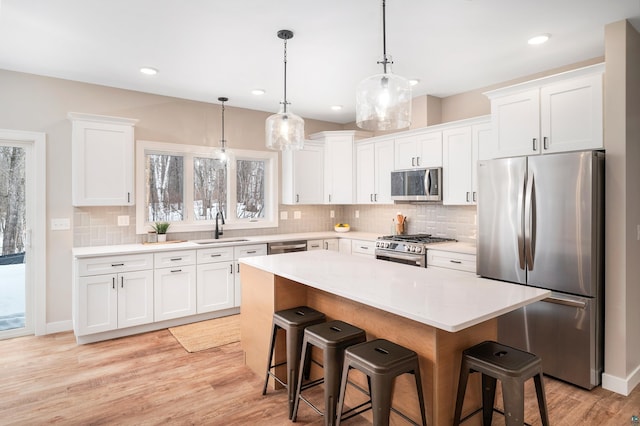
<box><xmin>74</xmin><ymin>203</ymin><xmax>477</xmax><ymax>247</ymax></box>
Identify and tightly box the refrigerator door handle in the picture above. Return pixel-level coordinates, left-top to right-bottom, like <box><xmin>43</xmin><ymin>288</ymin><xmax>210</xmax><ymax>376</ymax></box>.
<box><xmin>524</xmin><ymin>173</ymin><xmax>536</xmax><ymax>271</ymax></box>
<box><xmin>517</xmin><ymin>174</ymin><xmax>526</xmax><ymax>270</ymax></box>
<box><xmin>543</xmin><ymin>295</ymin><xmax>587</xmax><ymax>309</ymax></box>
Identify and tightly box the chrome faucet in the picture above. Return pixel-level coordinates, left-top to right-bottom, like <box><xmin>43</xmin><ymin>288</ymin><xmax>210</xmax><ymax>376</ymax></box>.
<box><xmin>214</xmin><ymin>211</ymin><xmax>225</xmax><ymax>239</ymax></box>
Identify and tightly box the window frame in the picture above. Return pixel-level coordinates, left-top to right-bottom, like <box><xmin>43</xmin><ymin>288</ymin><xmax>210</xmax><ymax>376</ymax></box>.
<box><xmin>135</xmin><ymin>140</ymin><xmax>279</xmax><ymax>235</ymax></box>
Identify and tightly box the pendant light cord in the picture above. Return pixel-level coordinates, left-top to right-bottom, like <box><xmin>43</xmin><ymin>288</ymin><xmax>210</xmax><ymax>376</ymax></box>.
<box><xmin>283</xmin><ymin>37</ymin><xmax>289</xmax><ymax>113</ymax></box>
<box><xmin>378</xmin><ymin>0</ymin><xmax>392</xmax><ymax>73</ymax></box>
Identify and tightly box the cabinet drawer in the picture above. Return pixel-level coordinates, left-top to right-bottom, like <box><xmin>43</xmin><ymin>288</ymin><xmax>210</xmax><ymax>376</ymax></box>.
<box><xmin>197</xmin><ymin>247</ymin><xmax>234</xmax><ymax>264</ymax></box>
<box><xmin>234</xmin><ymin>244</ymin><xmax>267</xmax><ymax>259</ymax></box>
<box><xmin>78</xmin><ymin>253</ymin><xmax>153</xmax><ymax>276</ymax></box>
<box><xmin>154</xmin><ymin>250</ymin><xmax>196</xmax><ymax>268</ymax></box>
<box><xmin>427</xmin><ymin>250</ymin><xmax>476</xmax><ymax>273</ymax></box>
<box><xmin>351</xmin><ymin>239</ymin><xmax>375</xmax><ymax>257</ymax></box>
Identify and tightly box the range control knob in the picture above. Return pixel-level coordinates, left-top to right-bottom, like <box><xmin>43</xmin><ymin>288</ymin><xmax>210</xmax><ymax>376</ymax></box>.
<box><xmin>415</xmin><ymin>246</ymin><xmax>423</xmax><ymax>254</ymax></box>
<box><xmin>384</xmin><ymin>242</ymin><xmax>390</xmax><ymax>248</ymax></box>
<box><xmin>404</xmin><ymin>245</ymin><xmax>411</xmax><ymax>252</ymax></box>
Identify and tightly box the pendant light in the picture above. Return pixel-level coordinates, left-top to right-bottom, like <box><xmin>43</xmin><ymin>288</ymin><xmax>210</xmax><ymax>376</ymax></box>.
<box><xmin>356</xmin><ymin>0</ymin><xmax>411</xmax><ymax>131</ymax></box>
<box><xmin>265</xmin><ymin>29</ymin><xmax>305</xmax><ymax>151</ymax></box>
<box><xmin>212</xmin><ymin>96</ymin><xmax>230</xmax><ymax>164</ymax></box>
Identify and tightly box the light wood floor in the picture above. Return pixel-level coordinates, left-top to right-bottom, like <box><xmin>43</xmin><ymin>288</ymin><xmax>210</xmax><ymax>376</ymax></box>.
<box><xmin>1</xmin><ymin>329</ymin><xmax>639</xmax><ymax>425</ymax></box>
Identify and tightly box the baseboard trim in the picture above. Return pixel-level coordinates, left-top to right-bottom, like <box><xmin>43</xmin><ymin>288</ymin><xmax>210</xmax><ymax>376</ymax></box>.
<box><xmin>45</xmin><ymin>320</ymin><xmax>73</xmax><ymax>335</ymax></box>
<box><xmin>602</xmin><ymin>364</ymin><xmax>640</xmax><ymax>396</ymax></box>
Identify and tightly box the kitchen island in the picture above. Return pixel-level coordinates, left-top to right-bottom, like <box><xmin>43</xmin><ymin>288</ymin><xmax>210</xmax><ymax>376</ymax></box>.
<box><xmin>239</xmin><ymin>250</ymin><xmax>549</xmax><ymax>425</ymax></box>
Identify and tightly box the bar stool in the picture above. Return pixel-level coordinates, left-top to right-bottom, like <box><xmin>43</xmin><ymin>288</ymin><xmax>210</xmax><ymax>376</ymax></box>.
<box><xmin>291</xmin><ymin>320</ymin><xmax>366</xmax><ymax>426</ymax></box>
<box><xmin>453</xmin><ymin>340</ymin><xmax>550</xmax><ymax>426</ymax></box>
<box><xmin>336</xmin><ymin>339</ymin><xmax>427</xmax><ymax>426</ymax></box>
<box><xmin>262</xmin><ymin>306</ymin><xmax>326</xmax><ymax>419</ymax></box>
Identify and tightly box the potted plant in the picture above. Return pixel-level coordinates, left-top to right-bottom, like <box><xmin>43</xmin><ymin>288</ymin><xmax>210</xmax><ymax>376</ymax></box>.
<box><xmin>152</xmin><ymin>222</ymin><xmax>170</xmax><ymax>242</ymax></box>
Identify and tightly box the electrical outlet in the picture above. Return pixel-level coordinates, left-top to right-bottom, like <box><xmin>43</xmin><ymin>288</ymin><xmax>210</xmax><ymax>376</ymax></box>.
<box><xmin>294</xmin><ymin>211</ymin><xmax>302</xmax><ymax>219</ymax></box>
<box><xmin>330</xmin><ymin>210</ymin><xmax>335</xmax><ymax>218</ymax></box>
<box><xmin>355</xmin><ymin>210</ymin><xmax>360</xmax><ymax>218</ymax></box>
<box><xmin>117</xmin><ymin>215</ymin><xmax>130</xmax><ymax>226</ymax></box>
<box><xmin>51</xmin><ymin>218</ymin><xmax>70</xmax><ymax>231</ymax></box>
<box><xmin>280</xmin><ymin>211</ymin><xmax>288</xmax><ymax>220</ymax></box>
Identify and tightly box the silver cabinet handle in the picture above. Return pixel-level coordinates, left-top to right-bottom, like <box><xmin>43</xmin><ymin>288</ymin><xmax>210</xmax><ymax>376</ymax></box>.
<box><xmin>127</xmin><ymin>192</ymin><xmax>131</xmax><ymax>203</ymax></box>
<box><xmin>170</xmin><ymin>257</ymin><xmax>182</xmax><ymax>261</ymax></box>
<box><xmin>246</xmin><ymin>250</ymin><xmax>257</xmax><ymax>254</ymax></box>
<box><xmin>111</xmin><ymin>263</ymin><xmax>124</xmax><ymax>267</ymax></box>
<box><xmin>210</xmin><ymin>253</ymin><xmax>222</xmax><ymax>257</ymax></box>
<box><xmin>328</xmin><ymin>194</ymin><xmax>332</xmax><ymax>203</ymax></box>
<box><xmin>296</xmin><ymin>194</ymin><xmax>299</xmax><ymax>203</ymax></box>
<box><xmin>449</xmin><ymin>260</ymin><xmax>462</xmax><ymax>264</ymax></box>
<box><xmin>532</xmin><ymin>138</ymin><xmax>538</xmax><ymax>151</ymax></box>
<box><xmin>543</xmin><ymin>136</ymin><xmax>549</xmax><ymax>150</ymax></box>
<box><xmin>230</xmin><ymin>264</ymin><xmax>233</xmax><ymax>274</ymax></box>
<box><xmin>370</xmin><ymin>193</ymin><xmax>374</xmax><ymax>202</ymax></box>
<box><xmin>472</xmin><ymin>192</ymin><xmax>477</xmax><ymax>202</ymax></box>
<box><xmin>121</xmin><ymin>276</ymin><xmax>124</xmax><ymax>288</ymax></box>
<box><xmin>416</xmin><ymin>156</ymin><xmax>421</xmax><ymax>166</ymax></box>
<box><xmin>360</xmin><ymin>246</ymin><xmax>369</xmax><ymax>250</ymax></box>
<box><xmin>411</xmin><ymin>157</ymin><xmax>416</xmax><ymax>167</ymax></box>
<box><xmin>237</xmin><ymin>264</ymin><xmax>240</xmax><ymax>273</ymax></box>
<box><xmin>374</xmin><ymin>193</ymin><xmax>378</xmax><ymax>202</ymax></box>
<box><xmin>112</xmin><ymin>277</ymin><xmax>116</xmax><ymax>289</ymax></box>
<box><xmin>466</xmin><ymin>192</ymin><xmax>470</xmax><ymax>202</ymax></box>
<box><xmin>170</xmin><ymin>269</ymin><xmax>182</xmax><ymax>273</ymax></box>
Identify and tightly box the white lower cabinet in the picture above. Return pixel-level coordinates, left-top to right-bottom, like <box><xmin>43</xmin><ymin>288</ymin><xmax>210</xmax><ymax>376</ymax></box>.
<box><xmin>426</xmin><ymin>249</ymin><xmax>476</xmax><ymax>273</ymax></box>
<box><xmin>76</xmin><ymin>253</ymin><xmax>154</xmax><ymax>336</ymax></box>
<box><xmin>154</xmin><ymin>250</ymin><xmax>197</xmax><ymax>321</ymax></box>
<box><xmin>307</xmin><ymin>239</ymin><xmax>339</xmax><ymax>251</ymax></box>
<box><xmin>196</xmin><ymin>246</ymin><xmax>235</xmax><ymax>313</ymax></box>
<box><xmin>351</xmin><ymin>239</ymin><xmax>376</xmax><ymax>257</ymax></box>
<box><xmin>234</xmin><ymin>244</ymin><xmax>267</xmax><ymax>307</ymax></box>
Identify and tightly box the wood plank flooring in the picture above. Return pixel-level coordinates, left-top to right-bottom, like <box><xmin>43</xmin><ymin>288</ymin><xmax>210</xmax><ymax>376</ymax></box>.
<box><xmin>1</xmin><ymin>329</ymin><xmax>639</xmax><ymax>425</ymax></box>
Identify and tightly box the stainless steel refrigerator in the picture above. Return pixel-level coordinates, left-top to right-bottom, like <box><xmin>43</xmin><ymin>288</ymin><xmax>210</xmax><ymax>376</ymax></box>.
<box><xmin>477</xmin><ymin>150</ymin><xmax>604</xmax><ymax>389</ymax></box>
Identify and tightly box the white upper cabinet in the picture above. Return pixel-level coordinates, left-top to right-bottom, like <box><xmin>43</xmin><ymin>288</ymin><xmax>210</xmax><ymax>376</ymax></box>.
<box><xmin>394</xmin><ymin>131</ymin><xmax>442</xmax><ymax>170</ymax></box>
<box><xmin>282</xmin><ymin>141</ymin><xmax>324</xmax><ymax>204</ymax></box>
<box><xmin>69</xmin><ymin>112</ymin><xmax>138</xmax><ymax>206</ymax></box>
<box><xmin>442</xmin><ymin>121</ymin><xmax>491</xmax><ymax>205</ymax></box>
<box><xmin>309</xmin><ymin>131</ymin><xmax>371</xmax><ymax>205</ymax></box>
<box><xmin>356</xmin><ymin>139</ymin><xmax>395</xmax><ymax>204</ymax></box>
<box><xmin>485</xmin><ymin>63</ymin><xmax>604</xmax><ymax>158</ymax></box>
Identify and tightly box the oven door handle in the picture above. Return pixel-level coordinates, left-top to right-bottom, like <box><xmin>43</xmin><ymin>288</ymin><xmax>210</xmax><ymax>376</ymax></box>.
<box><xmin>375</xmin><ymin>250</ymin><xmax>424</xmax><ymax>262</ymax></box>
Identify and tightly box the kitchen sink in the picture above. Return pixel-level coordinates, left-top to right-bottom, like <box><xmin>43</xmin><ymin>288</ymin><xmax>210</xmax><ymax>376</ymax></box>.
<box><xmin>191</xmin><ymin>238</ymin><xmax>250</xmax><ymax>245</ymax></box>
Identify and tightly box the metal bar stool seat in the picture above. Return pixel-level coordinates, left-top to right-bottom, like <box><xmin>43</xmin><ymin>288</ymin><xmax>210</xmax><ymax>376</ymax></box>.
<box><xmin>292</xmin><ymin>320</ymin><xmax>367</xmax><ymax>426</ymax></box>
<box><xmin>453</xmin><ymin>340</ymin><xmax>550</xmax><ymax>426</ymax></box>
<box><xmin>336</xmin><ymin>338</ymin><xmax>427</xmax><ymax>426</ymax></box>
<box><xmin>262</xmin><ymin>306</ymin><xmax>326</xmax><ymax>419</ymax></box>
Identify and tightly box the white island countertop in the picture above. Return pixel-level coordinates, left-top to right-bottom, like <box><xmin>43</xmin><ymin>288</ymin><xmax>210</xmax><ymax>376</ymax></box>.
<box><xmin>240</xmin><ymin>250</ymin><xmax>549</xmax><ymax>333</ymax></box>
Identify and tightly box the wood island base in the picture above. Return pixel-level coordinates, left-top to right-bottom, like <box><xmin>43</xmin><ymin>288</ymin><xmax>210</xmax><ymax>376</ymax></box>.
<box><xmin>240</xmin><ymin>265</ymin><xmax>495</xmax><ymax>426</ymax></box>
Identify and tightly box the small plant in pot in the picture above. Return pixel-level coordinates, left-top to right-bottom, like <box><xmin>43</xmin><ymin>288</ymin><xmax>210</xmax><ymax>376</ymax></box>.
<box><xmin>152</xmin><ymin>222</ymin><xmax>170</xmax><ymax>242</ymax></box>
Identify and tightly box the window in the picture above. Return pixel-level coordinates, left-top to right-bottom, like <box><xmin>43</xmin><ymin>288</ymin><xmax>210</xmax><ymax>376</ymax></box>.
<box><xmin>136</xmin><ymin>141</ymin><xmax>278</xmax><ymax>234</ymax></box>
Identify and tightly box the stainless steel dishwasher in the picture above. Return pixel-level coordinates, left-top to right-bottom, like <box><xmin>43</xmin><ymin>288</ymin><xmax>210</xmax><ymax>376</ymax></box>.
<box><xmin>267</xmin><ymin>240</ymin><xmax>308</xmax><ymax>255</ymax></box>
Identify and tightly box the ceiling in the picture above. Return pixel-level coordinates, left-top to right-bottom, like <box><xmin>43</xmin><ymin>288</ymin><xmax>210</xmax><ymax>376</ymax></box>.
<box><xmin>1</xmin><ymin>0</ymin><xmax>639</xmax><ymax>124</ymax></box>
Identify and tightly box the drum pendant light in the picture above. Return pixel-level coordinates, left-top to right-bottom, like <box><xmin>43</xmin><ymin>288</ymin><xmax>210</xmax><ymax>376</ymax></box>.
<box><xmin>265</xmin><ymin>29</ymin><xmax>304</xmax><ymax>150</ymax></box>
<box><xmin>212</xmin><ymin>96</ymin><xmax>230</xmax><ymax>163</ymax></box>
<box><xmin>356</xmin><ymin>0</ymin><xmax>411</xmax><ymax>131</ymax></box>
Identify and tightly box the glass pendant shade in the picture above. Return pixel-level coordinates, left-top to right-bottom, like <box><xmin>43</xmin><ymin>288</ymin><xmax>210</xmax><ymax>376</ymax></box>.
<box><xmin>356</xmin><ymin>64</ymin><xmax>412</xmax><ymax>131</ymax></box>
<box><xmin>265</xmin><ymin>104</ymin><xmax>305</xmax><ymax>150</ymax></box>
<box><xmin>212</xmin><ymin>96</ymin><xmax>231</xmax><ymax>164</ymax></box>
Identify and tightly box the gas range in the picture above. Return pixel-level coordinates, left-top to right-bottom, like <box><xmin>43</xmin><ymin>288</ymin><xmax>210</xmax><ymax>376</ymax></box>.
<box><xmin>375</xmin><ymin>234</ymin><xmax>457</xmax><ymax>267</ymax></box>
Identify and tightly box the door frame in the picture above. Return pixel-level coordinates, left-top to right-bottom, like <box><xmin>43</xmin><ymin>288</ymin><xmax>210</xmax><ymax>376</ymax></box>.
<box><xmin>0</xmin><ymin>129</ymin><xmax>46</xmax><ymax>337</ymax></box>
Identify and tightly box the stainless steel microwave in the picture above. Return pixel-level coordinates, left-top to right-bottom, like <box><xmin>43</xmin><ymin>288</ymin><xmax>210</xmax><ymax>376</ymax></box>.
<box><xmin>390</xmin><ymin>168</ymin><xmax>442</xmax><ymax>201</ymax></box>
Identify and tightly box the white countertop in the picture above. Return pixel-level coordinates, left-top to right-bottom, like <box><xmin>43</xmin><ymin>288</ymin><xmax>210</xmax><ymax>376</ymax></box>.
<box><xmin>72</xmin><ymin>231</ymin><xmax>381</xmax><ymax>258</ymax></box>
<box><xmin>240</xmin><ymin>250</ymin><xmax>549</xmax><ymax>333</ymax></box>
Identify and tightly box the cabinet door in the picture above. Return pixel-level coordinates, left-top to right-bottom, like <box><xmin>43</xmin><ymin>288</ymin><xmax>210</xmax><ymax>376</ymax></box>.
<box><xmin>154</xmin><ymin>265</ymin><xmax>197</xmax><ymax>321</ymax></box>
<box><xmin>490</xmin><ymin>89</ymin><xmax>540</xmax><ymax>158</ymax></box>
<box><xmin>324</xmin><ymin>239</ymin><xmax>339</xmax><ymax>251</ymax></box>
<box><xmin>71</xmin><ymin>118</ymin><xmax>135</xmax><ymax>206</ymax></box>
<box><xmin>324</xmin><ymin>136</ymin><xmax>354</xmax><ymax>204</ymax></box>
<box><xmin>307</xmin><ymin>239</ymin><xmax>324</xmax><ymax>250</ymax></box>
<box><xmin>374</xmin><ymin>140</ymin><xmax>395</xmax><ymax>204</ymax></box>
<box><xmin>540</xmin><ymin>74</ymin><xmax>603</xmax><ymax>153</ymax></box>
<box><xmin>394</xmin><ymin>136</ymin><xmax>418</xmax><ymax>169</ymax></box>
<box><xmin>282</xmin><ymin>143</ymin><xmax>324</xmax><ymax>204</ymax></box>
<box><xmin>77</xmin><ymin>274</ymin><xmax>118</xmax><ymax>335</ymax></box>
<box><xmin>233</xmin><ymin>244</ymin><xmax>267</xmax><ymax>307</ymax></box>
<box><xmin>117</xmin><ymin>270</ymin><xmax>154</xmax><ymax>328</ymax></box>
<box><xmin>197</xmin><ymin>262</ymin><xmax>234</xmax><ymax>313</ymax></box>
<box><xmin>356</xmin><ymin>142</ymin><xmax>375</xmax><ymax>204</ymax></box>
<box><xmin>443</xmin><ymin>127</ymin><xmax>473</xmax><ymax>205</ymax></box>
<box><xmin>416</xmin><ymin>132</ymin><xmax>443</xmax><ymax>167</ymax></box>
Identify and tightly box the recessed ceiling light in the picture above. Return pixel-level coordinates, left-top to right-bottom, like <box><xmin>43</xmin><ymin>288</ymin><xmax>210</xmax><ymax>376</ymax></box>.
<box><xmin>139</xmin><ymin>67</ymin><xmax>158</xmax><ymax>76</ymax></box>
<box><xmin>409</xmin><ymin>79</ymin><xmax>420</xmax><ymax>86</ymax></box>
<box><xmin>528</xmin><ymin>34</ymin><xmax>550</xmax><ymax>45</ymax></box>
<box><xmin>331</xmin><ymin>105</ymin><xmax>343</xmax><ymax>111</ymax></box>
<box><xmin>251</xmin><ymin>89</ymin><xmax>266</xmax><ymax>95</ymax></box>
